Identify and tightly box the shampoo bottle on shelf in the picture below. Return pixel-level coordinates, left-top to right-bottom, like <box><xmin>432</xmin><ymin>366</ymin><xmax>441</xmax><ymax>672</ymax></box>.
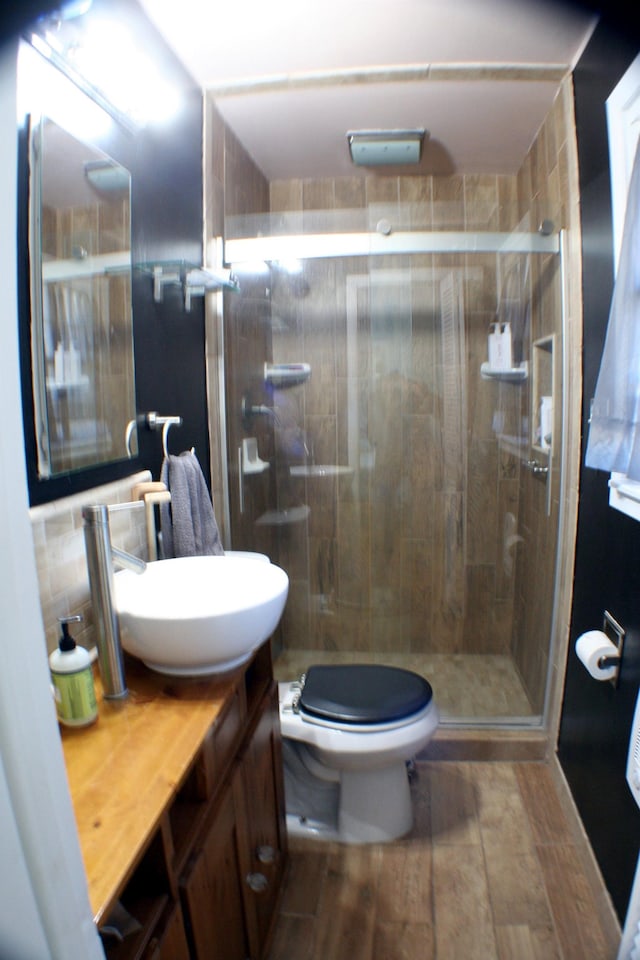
<box><xmin>49</xmin><ymin>615</ymin><xmax>98</xmax><ymax>727</ymax></box>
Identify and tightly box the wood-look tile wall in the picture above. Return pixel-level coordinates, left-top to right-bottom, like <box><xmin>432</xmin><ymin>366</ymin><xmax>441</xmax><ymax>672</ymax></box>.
<box><xmin>512</xmin><ymin>83</ymin><xmax>578</xmax><ymax>713</ymax></box>
<box><xmin>267</xmin><ymin>176</ymin><xmax>521</xmax><ymax>660</ymax></box>
<box><xmin>263</xmin><ymin>84</ymin><xmax>577</xmax><ymax>709</ymax></box>
<box><xmin>203</xmin><ymin>79</ymin><xmax>581</xmax><ymax>718</ymax></box>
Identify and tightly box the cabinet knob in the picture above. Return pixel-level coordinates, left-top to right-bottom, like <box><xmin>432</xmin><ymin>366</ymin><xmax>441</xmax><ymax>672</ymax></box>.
<box><xmin>256</xmin><ymin>844</ymin><xmax>275</xmax><ymax>864</ymax></box>
<box><xmin>246</xmin><ymin>871</ymin><xmax>269</xmax><ymax>893</ymax></box>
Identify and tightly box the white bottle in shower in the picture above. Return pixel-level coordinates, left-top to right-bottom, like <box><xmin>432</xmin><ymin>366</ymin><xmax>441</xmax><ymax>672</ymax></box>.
<box><xmin>54</xmin><ymin>341</ymin><xmax>65</xmax><ymax>384</ymax></box>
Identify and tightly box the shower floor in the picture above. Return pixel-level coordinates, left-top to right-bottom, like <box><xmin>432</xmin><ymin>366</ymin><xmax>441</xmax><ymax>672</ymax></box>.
<box><xmin>272</xmin><ymin>649</ymin><xmax>536</xmax><ymax>723</ymax></box>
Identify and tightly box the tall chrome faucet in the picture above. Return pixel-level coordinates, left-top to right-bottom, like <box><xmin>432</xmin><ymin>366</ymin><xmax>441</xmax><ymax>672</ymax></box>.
<box><xmin>82</xmin><ymin>502</ymin><xmax>147</xmax><ymax>699</ymax></box>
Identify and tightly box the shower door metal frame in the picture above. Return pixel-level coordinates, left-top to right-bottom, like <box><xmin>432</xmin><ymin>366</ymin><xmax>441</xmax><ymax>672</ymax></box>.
<box><xmin>225</xmin><ymin>229</ymin><xmax>559</xmax><ymax>265</ymax></box>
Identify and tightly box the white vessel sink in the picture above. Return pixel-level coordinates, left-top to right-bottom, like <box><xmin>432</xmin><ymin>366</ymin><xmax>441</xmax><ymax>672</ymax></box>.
<box><xmin>114</xmin><ymin>555</ymin><xmax>288</xmax><ymax>676</ymax></box>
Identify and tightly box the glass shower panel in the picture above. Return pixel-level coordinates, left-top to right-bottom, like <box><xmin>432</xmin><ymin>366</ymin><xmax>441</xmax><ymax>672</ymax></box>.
<box><xmin>225</xmin><ymin>213</ymin><xmax>562</xmax><ymax>726</ymax></box>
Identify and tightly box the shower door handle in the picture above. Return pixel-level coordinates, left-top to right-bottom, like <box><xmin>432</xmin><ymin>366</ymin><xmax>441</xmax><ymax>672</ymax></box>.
<box><xmin>238</xmin><ymin>446</ymin><xmax>244</xmax><ymax>514</ymax></box>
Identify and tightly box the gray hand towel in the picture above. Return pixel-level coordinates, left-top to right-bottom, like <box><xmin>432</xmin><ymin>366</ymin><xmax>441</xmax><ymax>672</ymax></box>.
<box><xmin>160</xmin><ymin>451</ymin><xmax>224</xmax><ymax>558</ymax></box>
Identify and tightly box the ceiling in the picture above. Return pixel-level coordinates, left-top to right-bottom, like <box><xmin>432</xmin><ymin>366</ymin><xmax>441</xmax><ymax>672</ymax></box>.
<box><xmin>139</xmin><ymin>0</ymin><xmax>598</xmax><ymax>181</ymax></box>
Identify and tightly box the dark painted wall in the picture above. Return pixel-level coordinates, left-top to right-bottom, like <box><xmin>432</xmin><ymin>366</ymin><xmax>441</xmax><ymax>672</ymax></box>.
<box><xmin>18</xmin><ymin>0</ymin><xmax>208</xmax><ymax>503</ymax></box>
<box><xmin>558</xmin><ymin>17</ymin><xmax>640</xmax><ymax>922</ymax></box>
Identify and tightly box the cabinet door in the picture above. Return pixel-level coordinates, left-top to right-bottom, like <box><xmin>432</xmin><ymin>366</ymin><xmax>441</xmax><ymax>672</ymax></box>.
<box><xmin>238</xmin><ymin>685</ymin><xmax>288</xmax><ymax>958</ymax></box>
<box><xmin>180</xmin><ymin>767</ymin><xmax>250</xmax><ymax>960</ymax></box>
<box><xmin>142</xmin><ymin>902</ymin><xmax>190</xmax><ymax>960</ymax></box>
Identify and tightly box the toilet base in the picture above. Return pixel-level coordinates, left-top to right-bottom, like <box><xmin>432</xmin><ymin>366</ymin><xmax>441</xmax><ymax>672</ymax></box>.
<box><xmin>283</xmin><ymin>738</ymin><xmax>413</xmax><ymax>843</ymax></box>
<box><xmin>286</xmin><ymin>812</ymin><xmax>340</xmax><ymax>842</ymax></box>
<box><xmin>339</xmin><ymin>761</ymin><xmax>413</xmax><ymax>842</ymax></box>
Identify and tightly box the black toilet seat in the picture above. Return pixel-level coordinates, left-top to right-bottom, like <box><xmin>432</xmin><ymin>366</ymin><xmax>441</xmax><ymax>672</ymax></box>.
<box><xmin>298</xmin><ymin>664</ymin><xmax>433</xmax><ymax>725</ymax></box>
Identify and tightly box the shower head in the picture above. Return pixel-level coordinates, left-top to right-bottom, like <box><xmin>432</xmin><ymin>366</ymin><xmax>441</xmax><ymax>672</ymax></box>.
<box><xmin>347</xmin><ymin>128</ymin><xmax>427</xmax><ymax>167</ymax></box>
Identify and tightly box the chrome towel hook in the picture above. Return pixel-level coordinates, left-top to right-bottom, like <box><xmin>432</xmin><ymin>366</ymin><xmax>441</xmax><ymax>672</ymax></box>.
<box><xmin>142</xmin><ymin>412</ymin><xmax>183</xmax><ymax>458</ymax></box>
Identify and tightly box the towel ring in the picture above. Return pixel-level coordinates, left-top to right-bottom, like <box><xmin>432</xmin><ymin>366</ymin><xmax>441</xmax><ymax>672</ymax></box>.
<box><xmin>160</xmin><ymin>420</ymin><xmax>193</xmax><ymax>458</ymax></box>
<box><xmin>140</xmin><ymin>412</ymin><xmax>186</xmax><ymax>457</ymax></box>
<box><xmin>162</xmin><ymin>420</ymin><xmax>179</xmax><ymax>457</ymax></box>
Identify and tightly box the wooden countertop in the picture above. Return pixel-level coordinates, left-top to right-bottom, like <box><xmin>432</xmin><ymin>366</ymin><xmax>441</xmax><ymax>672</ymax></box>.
<box><xmin>60</xmin><ymin>656</ymin><xmax>239</xmax><ymax>926</ymax></box>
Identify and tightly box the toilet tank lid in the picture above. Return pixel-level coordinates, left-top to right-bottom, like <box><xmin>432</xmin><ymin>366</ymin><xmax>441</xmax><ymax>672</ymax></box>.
<box><xmin>299</xmin><ymin>664</ymin><xmax>433</xmax><ymax>725</ymax></box>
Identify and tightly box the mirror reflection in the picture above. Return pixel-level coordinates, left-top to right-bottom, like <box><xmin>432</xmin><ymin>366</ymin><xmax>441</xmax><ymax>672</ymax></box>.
<box><xmin>29</xmin><ymin>115</ymin><xmax>136</xmax><ymax>478</ymax></box>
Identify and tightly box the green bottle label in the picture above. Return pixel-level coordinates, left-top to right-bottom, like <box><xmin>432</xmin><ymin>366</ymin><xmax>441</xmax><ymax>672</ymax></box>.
<box><xmin>51</xmin><ymin>667</ymin><xmax>97</xmax><ymax>725</ymax></box>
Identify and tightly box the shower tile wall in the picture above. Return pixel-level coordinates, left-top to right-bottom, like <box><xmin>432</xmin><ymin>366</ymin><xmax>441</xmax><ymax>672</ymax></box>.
<box><xmin>267</xmin><ymin>179</ymin><xmax>517</xmax><ymax>662</ymax></box>
<box><xmin>264</xmin><ymin>84</ymin><xmax>575</xmax><ymax>713</ymax></box>
<box><xmin>203</xmin><ymin>78</ymin><xmax>581</xmax><ymax>719</ymax></box>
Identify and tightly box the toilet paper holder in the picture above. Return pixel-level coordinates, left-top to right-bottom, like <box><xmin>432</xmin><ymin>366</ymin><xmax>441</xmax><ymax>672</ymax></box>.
<box><xmin>600</xmin><ymin>610</ymin><xmax>626</xmax><ymax>687</ymax></box>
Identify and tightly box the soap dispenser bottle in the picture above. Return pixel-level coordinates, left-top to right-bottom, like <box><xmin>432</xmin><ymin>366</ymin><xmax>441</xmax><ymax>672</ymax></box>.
<box><xmin>49</xmin><ymin>615</ymin><xmax>98</xmax><ymax>727</ymax></box>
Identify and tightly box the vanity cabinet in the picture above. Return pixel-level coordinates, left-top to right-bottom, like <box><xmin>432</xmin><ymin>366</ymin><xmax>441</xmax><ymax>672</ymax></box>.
<box><xmin>180</xmin><ymin>685</ymin><xmax>286</xmax><ymax>960</ymax></box>
<box><xmin>62</xmin><ymin>641</ymin><xmax>287</xmax><ymax>960</ymax></box>
<box><xmin>237</xmin><ymin>686</ymin><xmax>287</xmax><ymax>952</ymax></box>
<box><xmin>142</xmin><ymin>903</ymin><xmax>191</xmax><ymax>960</ymax></box>
<box><xmin>180</xmin><ymin>765</ymin><xmax>251</xmax><ymax>960</ymax></box>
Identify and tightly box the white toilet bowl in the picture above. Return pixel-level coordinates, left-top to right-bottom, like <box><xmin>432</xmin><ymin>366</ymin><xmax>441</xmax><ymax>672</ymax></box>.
<box><xmin>279</xmin><ymin>664</ymin><xmax>438</xmax><ymax>843</ymax></box>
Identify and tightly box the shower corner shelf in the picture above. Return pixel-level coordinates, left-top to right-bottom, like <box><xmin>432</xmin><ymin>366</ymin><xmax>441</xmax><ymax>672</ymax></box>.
<box><xmin>264</xmin><ymin>362</ymin><xmax>311</xmax><ymax>388</ymax></box>
<box><xmin>480</xmin><ymin>361</ymin><xmax>528</xmax><ymax>382</ymax></box>
<box><xmin>255</xmin><ymin>505</ymin><xmax>310</xmax><ymax>527</ymax></box>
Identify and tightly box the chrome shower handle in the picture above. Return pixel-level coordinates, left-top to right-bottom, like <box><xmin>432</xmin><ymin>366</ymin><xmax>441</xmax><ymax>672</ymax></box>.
<box><xmin>525</xmin><ymin>458</ymin><xmax>549</xmax><ymax>477</ymax></box>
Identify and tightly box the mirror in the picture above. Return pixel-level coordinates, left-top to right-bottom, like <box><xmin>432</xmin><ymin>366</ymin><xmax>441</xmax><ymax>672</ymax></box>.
<box><xmin>28</xmin><ymin>115</ymin><xmax>136</xmax><ymax>478</ymax></box>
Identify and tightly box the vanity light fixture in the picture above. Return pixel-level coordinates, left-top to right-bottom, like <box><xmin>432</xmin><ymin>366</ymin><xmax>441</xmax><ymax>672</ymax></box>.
<box><xmin>28</xmin><ymin>4</ymin><xmax>181</xmax><ymax>130</ymax></box>
<box><xmin>347</xmin><ymin>128</ymin><xmax>427</xmax><ymax>166</ymax></box>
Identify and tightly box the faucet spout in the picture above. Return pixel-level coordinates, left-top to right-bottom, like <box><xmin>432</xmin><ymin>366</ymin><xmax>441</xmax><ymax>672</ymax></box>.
<box><xmin>82</xmin><ymin>502</ymin><xmax>145</xmax><ymax>699</ymax></box>
<box><xmin>111</xmin><ymin>546</ymin><xmax>147</xmax><ymax>574</ymax></box>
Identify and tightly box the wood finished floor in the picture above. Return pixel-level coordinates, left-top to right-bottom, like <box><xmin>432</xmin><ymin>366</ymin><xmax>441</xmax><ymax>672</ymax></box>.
<box><xmin>266</xmin><ymin>761</ymin><xmax>618</xmax><ymax>960</ymax></box>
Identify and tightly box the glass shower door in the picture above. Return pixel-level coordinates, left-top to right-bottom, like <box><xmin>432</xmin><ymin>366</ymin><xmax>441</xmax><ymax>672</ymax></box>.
<box><xmin>224</xmin><ymin>216</ymin><xmax>562</xmax><ymax>725</ymax></box>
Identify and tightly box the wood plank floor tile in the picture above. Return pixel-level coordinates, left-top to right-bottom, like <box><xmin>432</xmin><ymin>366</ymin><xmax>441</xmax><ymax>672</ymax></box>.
<box><xmin>536</xmin><ymin>843</ymin><xmax>611</xmax><ymax>960</ymax></box>
<box><xmin>373</xmin><ymin>921</ymin><xmax>435</xmax><ymax>960</ymax></box>
<box><xmin>515</xmin><ymin>762</ymin><xmax>574</xmax><ymax>845</ymax></box>
<box><xmin>376</xmin><ymin>843</ymin><xmax>433</xmax><ymax>924</ymax></box>
<box><xmin>279</xmin><ymin>837</ymin><xmax>329</xmax><ymax>916</ymax></box>
<box><xmin>483</xmin><ymin>846</ymin><xmax>554</xmax><ymax>927</ymax></box>
<box><xmin>495</xmin><ymin>923</ymin><xmax>561</xmax><ymax>960</ymax></box>
<box><xmin>407</xmin><ymin>765</ymin><xmax>431</xmax><ymax>842</ymax></box>
<box><xmin>473</xmin><ymin>762</ymin><xmax>535</xmax><ymax>852</ymax></box>
<box><xmin>267</xmin><ymin>914</ymin><xmax>314</xmax><ymax>960</ymax></box>
<box><xmin>266</xmin><ymin>763</ymin><xmax>619</xmax><ymax>960</ymax></box>
<box><xmin>432</xmin><ymin>845</ymin><xmax>499</xmax><ymax>959</ymax></box>
<box><xmin>429</xmin><ymin>762</ymin><xmax>482</xmax><ymax>846</ymax></box>
<box><xmin>312</xmin><ymin>844</ymin><xmax>382</xmax><ymax>960</ymax></box>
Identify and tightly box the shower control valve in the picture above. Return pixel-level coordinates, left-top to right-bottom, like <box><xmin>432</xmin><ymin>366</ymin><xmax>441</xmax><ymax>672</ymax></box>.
<box><xmin>525</xmin><ymin>458</ymin><xmax>549</xmax><ymax>477</ymax></box>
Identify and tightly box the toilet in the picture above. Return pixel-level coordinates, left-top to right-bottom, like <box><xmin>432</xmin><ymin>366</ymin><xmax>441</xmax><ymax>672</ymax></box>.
<box><xmin>279</xmin><ymin>663</ymin><xmax>438</xmax><ymax>843</ymax></box>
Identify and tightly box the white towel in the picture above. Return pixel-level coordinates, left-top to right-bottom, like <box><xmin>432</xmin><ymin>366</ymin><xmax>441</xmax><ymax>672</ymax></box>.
<box><xmin>160</xmin><ymin>451</ymin><xmax>224</xmax><ymax>558</ymax></box>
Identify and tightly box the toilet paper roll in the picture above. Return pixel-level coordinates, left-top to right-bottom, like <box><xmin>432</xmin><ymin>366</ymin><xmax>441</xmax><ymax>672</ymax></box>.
<box><xmin>575</xmin><ymin>630</ymin><xmax>619</xmax><ymax>681</ymax></box>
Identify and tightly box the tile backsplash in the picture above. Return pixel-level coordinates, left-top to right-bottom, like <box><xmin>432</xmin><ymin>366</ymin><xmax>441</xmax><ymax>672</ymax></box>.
<box><xmin>29</xmin><ymin>471</ymin><xmax>152</xmax><ymax>655</ymax></box>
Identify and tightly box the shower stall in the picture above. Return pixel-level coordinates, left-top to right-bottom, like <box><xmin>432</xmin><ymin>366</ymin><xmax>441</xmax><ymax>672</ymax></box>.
<box><xmin>218</xmin><ymin>197</ymin><xmax>567</xmax><ymax>727</ymax></box>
